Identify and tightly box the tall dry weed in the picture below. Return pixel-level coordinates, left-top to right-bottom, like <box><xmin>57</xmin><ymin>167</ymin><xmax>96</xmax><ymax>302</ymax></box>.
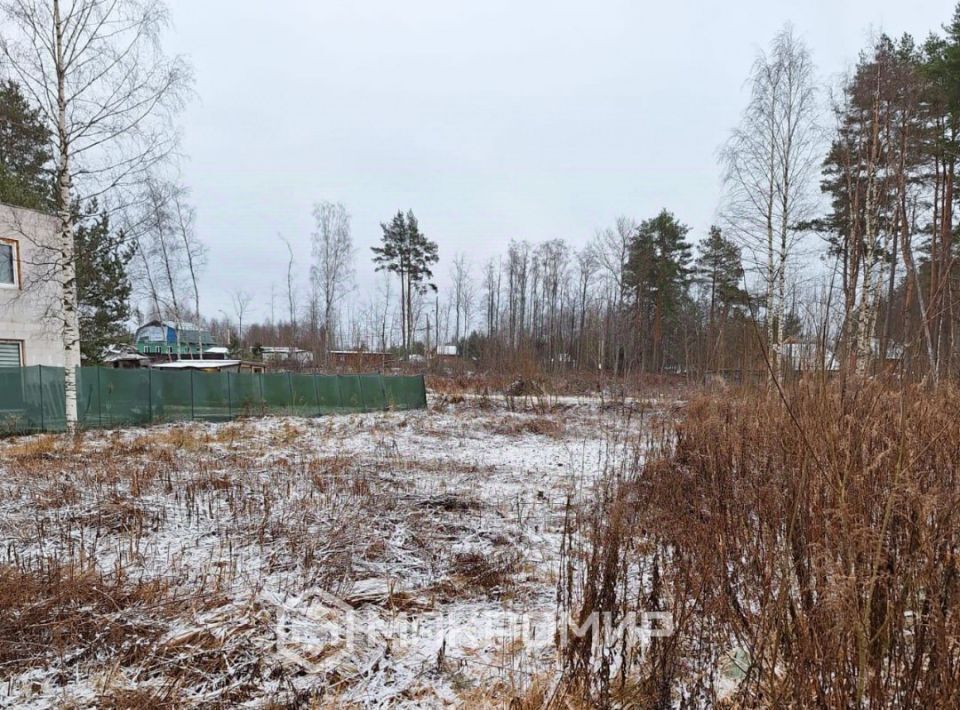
<box><xmin>561</xmin><ymin>380</ymin><xmax>960</xmax><ymax>708</ymax></box>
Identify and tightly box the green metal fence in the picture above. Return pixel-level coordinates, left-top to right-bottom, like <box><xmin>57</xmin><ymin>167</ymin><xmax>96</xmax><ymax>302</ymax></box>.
<box><xmin>0</xmin><ymin>366</ymin><xmax>428</xmax><ymax>434</ymax></box>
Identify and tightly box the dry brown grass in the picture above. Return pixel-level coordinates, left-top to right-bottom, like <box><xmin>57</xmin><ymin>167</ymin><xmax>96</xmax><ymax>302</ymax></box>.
<box><xmin>491</xmin><ymin>416</ymin><xmax>566</xmax><ymax>438</ymax></box>
<box><xmin>269</xmin><ymin>419</ymin><xmax>304</xmax><ymax>446</ymax></box>
<box><xmin>151</xmin><ymin>425</ymin><xmax>209</xmax><ymax>451</ymax></box>
<box><xmin>428</xmin><ymin>367</ymin><xmax>692</xmax><ymax>401</ymax></box>
<box><xmin>210</xmin><ymin>420</ymin><xmax>252</xmax><ymax>446</ymax></box>
<box><xmin>559</xmin><ymin>379</ymin><xmax>960</xmax><ymax>707</ymax></box>
<box><xmin>0</xmin><ymin>562</ymin><xmax>168</xmax><ymax>673</ymax></box>
<box><xmin>4</xmin><ymin>433</ymin><xmax>60</xmax><ymax>461</ymax></box>
<box><xmin>0</xmin><ymin>400</ymin><xmax>626</xmax><ymax>706</ymax></box>
<box><xmin>450</xmin><ymin>550</ymin><xmax>521</xmax><ymax>594</ymax></box>
<box><xmin>457</xmin><ymin>672</ymin><xmax>590</xmax><ymax>708</ymax></box>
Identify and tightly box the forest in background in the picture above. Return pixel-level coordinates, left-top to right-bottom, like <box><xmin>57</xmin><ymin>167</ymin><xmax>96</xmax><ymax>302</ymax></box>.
<box><xmin>5</xmin><ymin>4</ymin><xmax>960</xmax><ymax>388</ymax></box>
<box><xmin>215</xmin><ymin>7</ymin><xmax>960</xmax><ymax>384</ymax></box>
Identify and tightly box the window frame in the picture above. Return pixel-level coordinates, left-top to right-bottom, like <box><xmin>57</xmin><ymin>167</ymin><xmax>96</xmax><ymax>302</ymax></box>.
<box><xmin>0</xmin><ymin>238</ymin><xmax>20</xmax><ymax>290</ymax></box>
<box><xmin>0</xmin><ymin>340</ymin><xmax>24</xmax><ymax>367</ymax></box>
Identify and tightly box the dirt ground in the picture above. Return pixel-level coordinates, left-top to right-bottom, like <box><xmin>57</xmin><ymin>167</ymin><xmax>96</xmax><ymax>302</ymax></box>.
<box><xmin>0</xmin><ymin>394</ymin><xmax>660</xmax><ymax>708</ymax></box>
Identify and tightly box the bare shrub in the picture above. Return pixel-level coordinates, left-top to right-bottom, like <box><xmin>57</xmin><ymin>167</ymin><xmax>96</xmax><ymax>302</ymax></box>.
<box><xmin>561</xmin><ymin>380</ymin><xmax>960</xmax><ymax>707</ymax></box>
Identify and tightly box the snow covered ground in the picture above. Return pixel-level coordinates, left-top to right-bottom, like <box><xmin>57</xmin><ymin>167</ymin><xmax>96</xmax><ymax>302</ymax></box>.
<box><xmin>0</xmin><ymin>395</ymin><xmax>657</xmax><ymax>707</ymax></box>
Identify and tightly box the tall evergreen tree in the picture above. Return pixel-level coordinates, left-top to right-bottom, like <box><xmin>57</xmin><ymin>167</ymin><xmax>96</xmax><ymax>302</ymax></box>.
<box><xmin>371</xmin><ymin>210</ymin><xmax>439</xmax><ymax>350</ymax></box>
<box><xmin>0</xmin><ymin>79</ymin><xmax>52</xmax><ymax>210</ymax></box>
<box><xmin>0</xmin><ymin>79</ymin><xmax>133</xmax><ymax>362</ymax></box>
<box><xmin>695</xmin><ymin>226</ymin><xmax>749</xmax><ymax>325</ymax></box>
<box><xmin>74</xmin><ymin>200</ymin><xmax>134</xmax><ymax>362</ymax></box>
<box><xmin>625</xmin><ymin>209</ymin><xmax>693</xmax><ymax>371</ymax></box>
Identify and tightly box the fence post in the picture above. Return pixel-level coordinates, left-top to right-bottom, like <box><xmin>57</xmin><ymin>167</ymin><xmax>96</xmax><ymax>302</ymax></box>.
<box><xmin>227</xmin><ymin>372</ymin><xmax>233</xmax><ymax>419</ymax></box>
<box><xmin>357</xmin><ymin>374</ymin><xmax>365</xmax><ymax>412</ymax></box>
<box><xmin>378</xmin><ymin>373</ymin><xmax>387</xmax><ymax>411</ymax></box>
<box><xmin>38</xmin><ymin>365</ymin><xmax>44</xmax><ymax>433</ymax></box>
<box><xmin>313</xmin><ymin>373</ymin><xmax>321</xmax><ymax>417</ymax></box>
<box><xmin>258</xmin><ymin>372</ymin><xmax>265</xmax><ymax>415</ymax></box>
<box><xmin>147</xmin><ymin>367</ymin><xmax>153</xmax><ymax>424</ymax></box>
<box><xmin>97</xmin><ymin>366</ymin><xmax>103</xmax><ymax>428</ymax></box>
<box><xmin>190</xmin><ymin>369</ymin><xmax>195</xmax><ymax>421</ymax></box>
<box><xmin>288</xmin><ymin>372</ymin><xmax>294</xmax><ymax>414</ymax></box>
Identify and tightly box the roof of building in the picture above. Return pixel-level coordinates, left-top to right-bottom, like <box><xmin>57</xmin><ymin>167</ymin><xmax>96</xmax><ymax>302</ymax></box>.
<box><xmin>151</xmin><ymin>360</ymin><xmax>242</xmax><ymax>370</ymax></box>
<box><xmin>135</xmin><ymin>319</ymin><xmax>215</xmax><ymax>344</ymax></box>
<box><xmin>103</xmin><ymin>352</ymin><xmax>151</xmax><ymax>363</ymax></box>
<box><xmin>136</xmin><ymin>319</ymin><xmax>206</xmax><ymax>331</ymax></box>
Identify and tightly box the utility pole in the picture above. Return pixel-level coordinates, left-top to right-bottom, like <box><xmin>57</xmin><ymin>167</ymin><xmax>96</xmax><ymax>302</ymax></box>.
<box><xmin>426</xmin><ymin>315</ymin><xmax>431</xmax><ymax>360</ymax></box>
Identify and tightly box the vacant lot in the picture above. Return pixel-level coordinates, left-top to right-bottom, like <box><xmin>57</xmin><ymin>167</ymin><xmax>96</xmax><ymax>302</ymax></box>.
<box><xmin>0</xmin><ymin>394</ymin><xmax>656</xmax><ymax>707</ymax></box>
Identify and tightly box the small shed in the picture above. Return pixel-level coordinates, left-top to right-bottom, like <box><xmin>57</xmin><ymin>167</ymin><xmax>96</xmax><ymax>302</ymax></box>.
<box><xmin>329</xmin><ymin>349</ymin><xmax>393</xmax><ymax>370</ymax></box>
<box><xmin>103</xmin><ymin>351</ymin><xmax>152</xmax><ymax>369</ymax></box>
<box><xmin>151</xmin><ymin>359</ymin><xmax>265</xmax><ymax>374</ymax></box>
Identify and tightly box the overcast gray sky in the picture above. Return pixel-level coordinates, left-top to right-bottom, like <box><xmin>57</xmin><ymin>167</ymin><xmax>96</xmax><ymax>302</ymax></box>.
<box><xmin>163</xmin><ymin>0</ymin><xmax>953</xmax><ymax>323</ymax></box>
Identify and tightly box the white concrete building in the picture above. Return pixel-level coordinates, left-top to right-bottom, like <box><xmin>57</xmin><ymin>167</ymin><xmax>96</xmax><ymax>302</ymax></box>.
<box><xmin>0</xmin><ymin>203</ymin><xmax>65</xmax><ymax>368</ymax></box>
<box><xmin>259</xmin><ymin>346</ymin><xmax>314</xmax><ymax>365</ymax></box>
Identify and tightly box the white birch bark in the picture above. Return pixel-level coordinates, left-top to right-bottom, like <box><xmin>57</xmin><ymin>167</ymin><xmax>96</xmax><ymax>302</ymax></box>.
<box><xmin>0</xmin><ymin>0</ymin><xmax>190</xmax><ymax>429</ymax></box>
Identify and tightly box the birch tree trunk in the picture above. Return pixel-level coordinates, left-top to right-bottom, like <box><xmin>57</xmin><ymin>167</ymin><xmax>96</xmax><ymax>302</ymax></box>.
<box><xmin>721</xmin><ymin>27</ymin><xmax>818</xmax><ymax>383</ymax></box>
<box><xmin>0</xmin><ymin>0</ymin><xmax>190</xmax><ymax>430</ymax></box>
<box><xmin>54</xmin><ymin>0</ymin><xmax>82</xmax><ymax>430</ymax></box>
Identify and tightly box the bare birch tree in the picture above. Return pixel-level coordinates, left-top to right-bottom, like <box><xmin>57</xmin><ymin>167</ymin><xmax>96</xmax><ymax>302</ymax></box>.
<box><xmin>173</xmin><ymin>185</ymin><xmax>205</xmax><ymax>339</ymax></box>
<box><xmin>230</xmin><ymin>288</ymin><xmax>252</xmax><ymax>350</ymax></box>
<box><xmin>0</xmin><ymin>0</ymin><xmax>190</xmax><ymax>429</ymax></box>
<box><xmin>592</xmin><ymin>217</ymin><xmax>635</xmax><ymax>373</ymax></box>
<box><xmin>721</xmin><ymin>25</ymin><xmax>819</xmax><ymax>376</ymax></box>
<box><xmin>575</xmin><ymin>244</ymin><xmax>597</xmax><ymax>366</ymax></box>
<box><xmin>138</xmin><ymin>178</ymin><xmax>193</xmax><ymax>357</ymax></box>
<box><xmin>278</xmin><ymin>234</ymin><xmax>297</xmax><ymax>350</ymax></box>
<box><xmin>310</xmin><ymin>201</ymin><xmax>353</xmax><ymax>358</ymax></box>
<box><xmin>450</xmin><ymin>253</ymin><xmax>474</xmax><ymax>345</ymax></box>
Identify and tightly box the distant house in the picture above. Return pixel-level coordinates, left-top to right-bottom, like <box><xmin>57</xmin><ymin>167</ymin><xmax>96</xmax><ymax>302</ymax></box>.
<box><xmin>135</xmin><ymin>320</ymin><xmax>219</xmax><ymax>360</ymax></box>
<box><xmin>0</xmin><ymin>203</ymin><xmax>64</xmax><ymax>368</ymax></box>
<box><xmin>102</xmin><ymin>345</ymin><xmax>151</xmax><ymax>369</ymax></box>
<box><xmin>151</xmin><ymin>359</ymin><xmax>265</xmax><ymax>374</ymax></box>
<box><xmin>259</xmin><ymin>346</ymin><xmax>314</xmax><ymax>365</ymax></box>
<box><xmin>870</xmin><ymin>337</ymin><xmax>904</xmax><ymax>365</ymax></box>
<box><xmin>203</xmin><ymin>346</ymin><xmax>231</xmax><ymax>360</ymax></box>
<box><xmin>777</xmin><ymin>338</ymin><xmax>839</xmax><ymax>372</ymax></box>
<box><xmin>435</xmin><ymin>344</ymin><xmax>462</xmax><ymax>368</ymax></box>
<box><xmin>330</xmin><ymin>349</ymin><xmax>393</xmax><ymax>370</ymax></box>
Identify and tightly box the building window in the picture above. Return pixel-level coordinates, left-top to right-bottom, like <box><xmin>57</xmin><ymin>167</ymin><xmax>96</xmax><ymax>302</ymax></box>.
<box><xmin>0</xmin><ymin>239</ymin><xmax>18</xmax><ymax>288</ymax></box>
<box><xmin>0</xmin><ymin>340</ymin><xmax>23</xmax><ymax>367</ymax></box>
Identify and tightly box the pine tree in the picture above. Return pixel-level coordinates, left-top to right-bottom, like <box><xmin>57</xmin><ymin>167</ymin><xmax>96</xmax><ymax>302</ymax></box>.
<box><xmin>371</xmin><ymin>210</ymin><xmax>439</xmax><ymax>351</ymax></box>
<box><xmin>0</xmin><ymin>79</ymin><xmax>53</xmax><ymax>210</ymax></box>
<box><xmin>625</xmin><ymin>209</ymin><xmax>693</xmax><ymax>371</ymax></box>
<box><xmin>0</xmin><ymin>79</ymin><xmax>132</xmax><ymax>363</ymax></box>
<box><xmin>695</xmin><ymin>226</ymin><xmax>749</xmax><ymax>325</ymax></box>
<box><xmin>74</xmin><ymin>200</ymin><xmax>134</xmax><ymax>362</ymax></box>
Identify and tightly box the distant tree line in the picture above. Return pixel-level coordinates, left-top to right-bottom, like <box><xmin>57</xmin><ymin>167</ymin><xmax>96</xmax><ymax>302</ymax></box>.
<box><xmin>8</xmin><ymin>1</ymin><xmax>960</xmax><ymax>389</ymax></box>
<box><xmin>239</xmin><ymin>7</ymin><xmax>960</xmax><ymax>382</ymax></box>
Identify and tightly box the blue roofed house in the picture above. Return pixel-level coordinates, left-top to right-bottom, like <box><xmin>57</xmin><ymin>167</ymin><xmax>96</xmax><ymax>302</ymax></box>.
<box><xmin>134</xmin><ymin>320</ymin><xmax>221</xmax><ymax>361</ymax></box>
